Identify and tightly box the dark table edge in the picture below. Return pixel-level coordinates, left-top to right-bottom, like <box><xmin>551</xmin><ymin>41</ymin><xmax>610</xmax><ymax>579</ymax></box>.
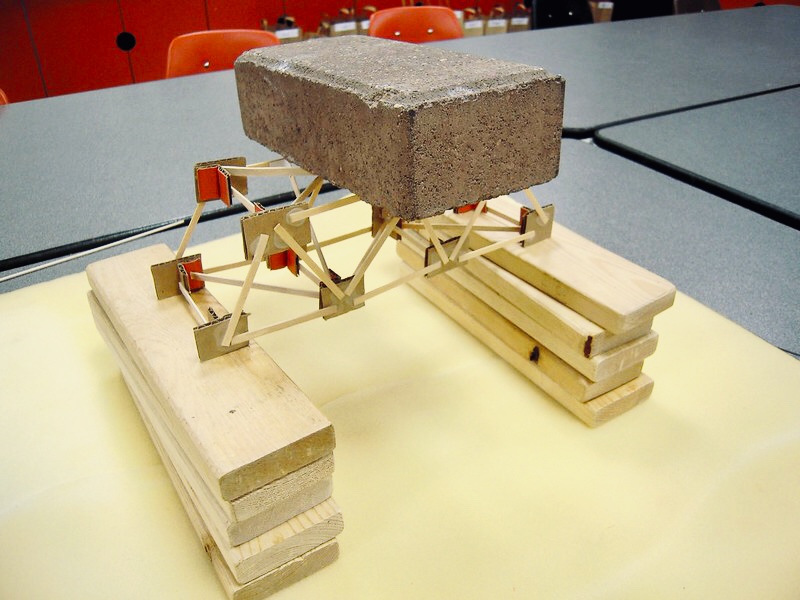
<box><xmin>0</xmin><ymin>184</ymin><xmax>339</xmax><ymax>274</ymax></box>
<box><xmin>593</xmin><ymin>131</ymin><xmax>800</xmax><ymax>232</ymax></box>
<box><xmin>564</xmin><ymin>82</ymin><xmax>800</xmax><ymax>140</ymax></box>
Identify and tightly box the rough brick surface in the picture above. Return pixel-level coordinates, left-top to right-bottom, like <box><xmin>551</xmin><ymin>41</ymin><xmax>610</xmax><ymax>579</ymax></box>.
<box><xmin>235</xmin><ymin>36</ymin><xmax>564</xmax><ymax>220</ymax></box>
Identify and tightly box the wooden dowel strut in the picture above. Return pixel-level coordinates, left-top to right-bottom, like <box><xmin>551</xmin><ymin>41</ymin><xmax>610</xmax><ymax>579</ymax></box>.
<box><xmin>354</xmin><ymin>261</ymin><xmax>441</xmax><ymax>304</ymax></box>
<box><xmin>286</xmin><ymin>193</ymin><xmax>360</xmax><ymax>225</ymax></box>
<box><xmin>402</xmin><ymin>223</ymin><xmax>518</xmax><ymax>232</ymax></box>
<box><xmin>178</xmin><ymin>281</ymin><xmax>208</xmax><ymax>326</ymax></box>
<box><xmin>523</xmin><ymin>188</ymin><xmax>550</xmax><ymax>224</ymax></box>
<box><xmin>203</xmin><ymin>259</ymin><xmax>252</xmax><ymax>274</ymax></box>
<box><xmin>191</xmin><ymin>272</ymin><xmax>318</xmax><ymax>298</ymax></box>
<box><xmin>448</xmin><ymin>200</ymin><xmax>486</xmax><ymax>260</ymax></box>
<box><xmin>230</xmin><ymin>306</ymin><xmax>339</xmax><ymax>344</ymax></box>
<box><xmin>222</xmin><ymin>233</ymin><xmax>269</xmax><ymax>346</ymax></box>
<box><xmin>344</xmin><ymin>216</ymin><xmax>400</xmax><ymax>296</ymax></box>
<box><xmin>298</xmin><ymin>263</ymin><xmax>322</xmax><ymax>286</ymax></box>
<box><xmin>309</xmin><ymin>222</ymin><xmax>330</xmax><ymax>276</ymax></box>
<box><xmin>317</xmin><ymin>226</ymin><xmax>372</xmax><ymax>248</ymax></box>
<box><xmin>223</xmin><ymin>165</ymin><xmax>311</xmax><ymax>177</ymax></box>
<box><xmin>486</xmin><ymin>205</ymin><xmax>520</xmax><ymax>225</ymax></box>
<box><xmin>273</xmin><ymin>224</ymin><xmax>345</xmax><ymax>300</ymax></box>
<box><xmin>175</xmin><ymin>202</ymin><xmax>205</xmax><ymax>259</ymax></box>
<box><xmin>232</xmin><ymin>187</ymin><xmax>258</xmax><ymax>214</ymax></box>
<box><xmin>456</xmin><ymin>229</ymin><xmax>540</xmax><ymax>263</ymax></box>
<box><xmin>292</xmin><ymin>176</ymin><xmax>324</xmax><ymax>206</ymax></box>
<box><xmin>422</xmin><ymin>218</ymin><xmax>449</xmax><ymax>265</ymax></box>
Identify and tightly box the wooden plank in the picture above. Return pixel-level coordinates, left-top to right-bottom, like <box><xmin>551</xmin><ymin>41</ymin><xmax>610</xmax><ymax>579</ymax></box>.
<box><xmin>91</xmin><ymin>287</ymin><xmax>336</xmax><ymax>545</ymax></box>
<box><xmin>442</xmin><ymin>195</ymin><xmax>676</xmax><ymax>333</ymax></box>
<box><xmin>88</xmin><ymin>291</ymin><xmax>343</xmax><ymax>586</ymax></box>
<box><xmin>212</xmin><ymin>540</ymin><xmax>339</xmax><ymax>600</ymax></box>
<box><xmin>396</xmin><ymin>250</ymin><xmax>653</xmax><ymax>427</ymax></box>
<box><xmin>228</xmin><ymin>455</ymin><xmax>334</xmax><ymax>524</ymax></box>
<box><xmin>448</xmin><ymin>265</ymin><xmax>658</xmax><ymax>379</ymax></box>
<box><xmin>403</xmin><ymin>228</ymin><xmax>652</xmax><ymax>357</ymax></box>
<box><xmin>405</xmin><ymin>273</ymin><xmax>653</xmax><ymax>425</ymax></box>
<box><xmin>406</xmin><ymin>274</ymin><xmax>654</xmax><ymax>426</ymax></box>
<box><xmin>410</xmin><ymin>255</ymin><xmax>646</xmax><ymax>401</ymax></box>
<box><xmin>398</xmin><ymin>242</ymin><xmax>643</xmax><ymax>400</ymax></box>
<box><xmin>86</xmin><ymin>244</ymin><xmax>335</xmax><ymax>501</ymax></box>
<box><xmin>463</xmin><ymin>253</ymin><xmax>653</xmax><ymax>357</ymax></box>
<box><xmin>401</xmin><ymin>231</ymin><xmax>658</xmax><ymax>380</ymax></box>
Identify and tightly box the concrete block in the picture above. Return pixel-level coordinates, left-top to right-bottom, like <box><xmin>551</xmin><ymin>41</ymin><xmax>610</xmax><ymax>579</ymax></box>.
<box><xmin>235</xmin><ymin>36</ymin><xmax>564</xmax><ymax>220</ymax></box>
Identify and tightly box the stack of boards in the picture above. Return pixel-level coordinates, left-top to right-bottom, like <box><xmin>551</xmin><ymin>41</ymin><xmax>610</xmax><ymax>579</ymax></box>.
<box><xmin>396</xmin><ymin>195</ymin><xmax>676</xmax><ymax>427</ymax></box>
<box><xmin>86</xmin><ymin>245</ymin><xmax>343</xmax><ymax>600</ymax></box>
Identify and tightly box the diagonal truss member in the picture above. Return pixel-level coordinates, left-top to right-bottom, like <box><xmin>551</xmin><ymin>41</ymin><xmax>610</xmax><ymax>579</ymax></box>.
<box><xmin>150</xmin><ymin>156</ymin><xmax>555</xmax><ymax>361</ymax></box>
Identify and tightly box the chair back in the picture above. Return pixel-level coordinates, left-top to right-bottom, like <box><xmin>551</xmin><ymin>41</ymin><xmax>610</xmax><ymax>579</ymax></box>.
<box><xmin>166</xmin><ymin>29</ymin><xmax>280</xmax><ymax>78</ymax></box>
<box><xmin>369</xmin><ymin>7</ymin><xmax>464</xmax><ymax>43</ymax></box>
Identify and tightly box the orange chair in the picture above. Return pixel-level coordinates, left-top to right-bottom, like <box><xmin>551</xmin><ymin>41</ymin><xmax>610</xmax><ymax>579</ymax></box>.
<box><xmin>0</xmin><ymin>88</ymin><xmax>9</xmax><ymax>105</ymax></box>
<box><xmin>368</xmin><ymin>6</ymin><xmax>464</xmax><ymax>43</ymax></box>
<box><xmin>165</xmin><ymin>29</ymin><xmax>280</xmax><ymax>78</ymax></box>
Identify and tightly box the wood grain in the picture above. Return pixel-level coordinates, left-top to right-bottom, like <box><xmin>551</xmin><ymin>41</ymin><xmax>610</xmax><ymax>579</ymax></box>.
<box><xmin>443</xmin><ymin>195</ymin><xmax>676</xmax><ymax>333</ymax></box>
<box><xmin>399</xmin><ymin>241</ymin><xmax>644</xmax><ymax>402</ymax></box>
<box><xmin>400</xmin><ymin>230</ymin><xmax>659</xmax><ymax>380</ymax></box>
<box><xmin>86</xmin><ymin>244</ymin><xmax>335</xmax><ymax>501</ymax></box>
<box><xmin>89</xmin><ymin>290</ymin><xmax>343</xmax><ymax>586</ymax></box>
<box><xmin>397</xmin><ymin>259</ymin><xmax>653</xmax><ymax>426</ymax></box>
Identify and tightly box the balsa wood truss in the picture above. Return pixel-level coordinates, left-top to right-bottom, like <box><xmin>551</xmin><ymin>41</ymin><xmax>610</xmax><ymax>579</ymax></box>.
<box><xmin>153</xmin><ymin>156</ymin><xmax>556</xmax><ymax>361</ymax></box>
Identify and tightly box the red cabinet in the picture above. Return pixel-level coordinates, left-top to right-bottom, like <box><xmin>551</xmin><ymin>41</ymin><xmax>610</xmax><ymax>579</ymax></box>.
<box><xmin>2</xmin><ymin>0</ymin><xmax>514</xmax><ymax>102</ymax></box>
<box><xmin>121</xmin><ymin>0</ymin><xmax>208</xmax><ymax>82</ymax></box>
<box><xmin>0</xmin><ymin>0</ymin><xmax>46</xmax><ymax>102</ymax></box>
<box><xmin>206</xmin><ymin>0</ymin><xmax>266</xmax><ymax>29</ymax></box>
<box><xmin>25</xmin><ymin>0</ymin><xmax>133</xmax><ymax>96</ymax></box>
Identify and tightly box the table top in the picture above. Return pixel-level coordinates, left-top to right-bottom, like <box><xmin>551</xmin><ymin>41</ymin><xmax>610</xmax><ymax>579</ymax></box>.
<box><xmin>0</xmin><ymin>70</ymin><xmax>313</xmax><ymax>271</ymax></box>
<box><xmin>1</xmin><ymin>210</ymin><xmax>799</xmax><ymax>599</ymax></box>
<box><xmin>437</xmin><ymin>5</ymin><xmax>800</xmax><ymax>135</ymax></box>
<box><xmin>595</xmin><ymin>87</ymin><xmax>800</xmax><ymax>229</ymax></box>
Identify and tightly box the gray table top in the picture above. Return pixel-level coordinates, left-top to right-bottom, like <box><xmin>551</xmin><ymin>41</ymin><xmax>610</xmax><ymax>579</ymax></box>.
<box><xmin>517</xmin><ymin>140</ymin><xmax>799</xmax><ymax>356</ymax></box>
<box><xmin>595</xmin><ymin>87</ymin><xmax>800</xmax><ymax>229</ymax></box>
<box><xmin>437</xmin><ymin>5</ymin><xmax>800</xmax><ymax>136</ymax></box>
<box><xmin>0</xmin><ymin>70</ymin><xmax>314</xmax><ymax>270</ymax></box>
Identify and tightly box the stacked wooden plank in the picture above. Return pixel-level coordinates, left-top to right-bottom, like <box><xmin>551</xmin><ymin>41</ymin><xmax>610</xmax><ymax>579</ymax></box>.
<box><xmin>87</xmin><ymin>244</ymin><xmax>342</xmax><ymax>599</ymax></box>
<box><xmin>397</xmin><ymin>195</ymin><xmax>676</xmax><ymax>427</ymax></box>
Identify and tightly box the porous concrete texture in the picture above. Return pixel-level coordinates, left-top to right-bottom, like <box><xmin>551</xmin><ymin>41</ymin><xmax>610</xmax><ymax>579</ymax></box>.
<box><xmin>235</xmin><ymin>36</ymin><xmax>564</xmax><ymax>220</ymax></box>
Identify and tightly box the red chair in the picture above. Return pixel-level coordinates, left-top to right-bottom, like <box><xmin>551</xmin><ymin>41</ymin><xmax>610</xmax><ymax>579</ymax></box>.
<box><xmin>165</xmin><ymin>29</ymin><xmax>280</xmax><ymax>78</ymax></box>
<box><xmin>368</xmin><ymin>6</ymin><xmax>464</xmax><ymax>43</ymax></box>
<box><xmin>0</xmin><ymin>88</ymin><xmax>9</xmax><ymax>105</ymax></box>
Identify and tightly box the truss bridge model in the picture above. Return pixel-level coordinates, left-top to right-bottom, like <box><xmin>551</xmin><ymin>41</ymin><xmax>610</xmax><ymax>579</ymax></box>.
<box><xmin>87</xmin><ymin>36</ymin><xmax>675</xmax><ymax>599</ymax></box>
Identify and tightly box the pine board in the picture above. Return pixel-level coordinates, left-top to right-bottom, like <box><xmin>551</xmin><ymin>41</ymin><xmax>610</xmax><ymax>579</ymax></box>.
<box><xmin>91</xmin><ymin>289</ymin><xmax>336</xmax><ymax>543</ymax></box>
<box><xmin>399</xmin><ymin>240</ymin><xmax>643</xmax><ymax>401</ymax></box>
<box><xmin>462</xmin><ymin>253</ymin><xmax>653</xmax><ymax>357</ymax></box>
<box><xmin>444</xmin><ymin>196</ymin><xmax>676</xmax><ymax>333</ymax></box>
<box><xmin>399</xmin><ymin>261</ymin><xmax>653</xmax><ymax>426</ymax></box>
<box><xmin>400</xmin><ymin>231</ymin><xmax>659</xmax><ymax>381</ymax></box>
<box><xmin>86</xmin><ymin>244</ymin><xmax>335</xmax><ymax>501</ymax></box>
<box><xmin>88</xmin><ymin>290</ymin><xmax>343</xmax><ymax>587</ymax></box>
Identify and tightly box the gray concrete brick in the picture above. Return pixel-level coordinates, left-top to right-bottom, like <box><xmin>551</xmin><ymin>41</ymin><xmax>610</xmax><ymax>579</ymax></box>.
<box><xmin>235</xmin><ymin>36</ymin><xmax>564</xmax><ymax>220</ymax></box>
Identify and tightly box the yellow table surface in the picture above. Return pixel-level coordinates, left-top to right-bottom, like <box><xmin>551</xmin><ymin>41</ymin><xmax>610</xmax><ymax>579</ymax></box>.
<box><xmin>2</xmin><ymin>215</ymin><xmax>799</xmax><ymax>599</ymax></box>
